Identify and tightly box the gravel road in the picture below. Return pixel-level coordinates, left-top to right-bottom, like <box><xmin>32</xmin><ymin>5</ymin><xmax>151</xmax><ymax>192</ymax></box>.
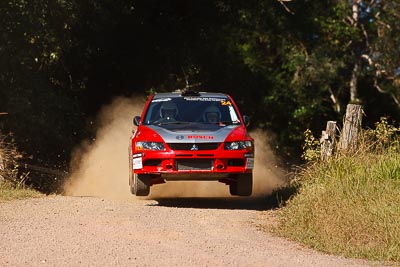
<box><xmin>0</xmin><ymin>195</ymin><xmax>380</xmax><ymax>267</ymax></box>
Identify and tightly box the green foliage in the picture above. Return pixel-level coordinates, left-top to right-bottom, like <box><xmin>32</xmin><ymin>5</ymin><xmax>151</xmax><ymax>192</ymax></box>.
<box><xmin>0</xmin><ymin>0</ymin><xmax>86</xmax><ymax>192</ymax></box>
<box><xmin>370</xmin><ymin>117</ymin><xmax>400</xmax><ymax>149</ymax></box>
<box><xmin>3</xmin><ymin>0</ymin><xmax>400</xmax><ymax>192</ymax></box>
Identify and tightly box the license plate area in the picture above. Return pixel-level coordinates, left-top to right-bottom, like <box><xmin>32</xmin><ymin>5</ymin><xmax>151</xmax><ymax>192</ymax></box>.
<box><xmin>175</xmin><ymin>159</ymin><xmax>214</xmax><ymax>170</ymax></box>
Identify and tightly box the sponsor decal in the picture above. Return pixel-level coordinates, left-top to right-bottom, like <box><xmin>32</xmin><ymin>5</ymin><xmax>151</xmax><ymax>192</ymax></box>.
<box><xmin>133</xmin><ymin>155</ymin><xmax>143</xmax><ymax>169</ymax></box>
<box><xmin>176</xmin><ymin>135</ymin><xmax>184</xmax><ymax>140</ymax></box>
<box><xmin>187</xmin><ymin>135</ymin><xmax>214</xmax><ymax>140</ymax></box>
<box><xmin>221</xmin><ymin>100</ymin><xmax>232</xmax><ymax>106</ymax></box>
<box><xmin>184</xmin><ymin>97</ymin><xmax>224</xmax><ymax>102</ymax></box>
<box><xmin>151</xmin><ymin>98</ymin><xmax>172</xmax><ymax>102</ymax></box>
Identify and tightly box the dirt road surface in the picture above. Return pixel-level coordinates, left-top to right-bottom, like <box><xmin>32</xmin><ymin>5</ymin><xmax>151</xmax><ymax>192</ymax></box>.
<box><xmin>0</xmin><ymin>195</ymin><xmax>379</xmax><ymax>267</ymax></box>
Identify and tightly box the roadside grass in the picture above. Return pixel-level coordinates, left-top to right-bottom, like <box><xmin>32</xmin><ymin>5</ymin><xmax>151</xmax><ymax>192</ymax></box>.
<box><xmin>276</xmin><ymin>122</ymin><xmax>400</xmax><ymax>262</ymax></box>
<box><xmin>0</xmin><ymin>181</ymin><xmax>42</xmax><ymax>201</ymax></box>
<box><xmin>0</xmin><ymin>133</ymin><xmax>42</xmax><ymax>201</ymax></box>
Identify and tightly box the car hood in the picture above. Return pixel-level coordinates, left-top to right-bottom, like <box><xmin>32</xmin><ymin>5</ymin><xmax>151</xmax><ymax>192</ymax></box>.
<box><xmin>146</xmin><ymin>124</ymin><xmax>242</xmax><ymax>143</ymax></box>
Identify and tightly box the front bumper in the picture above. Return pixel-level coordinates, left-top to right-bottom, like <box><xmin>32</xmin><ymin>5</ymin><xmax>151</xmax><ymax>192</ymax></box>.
<box><xmin>132</xmin><ymin>150</ymin><xmax>254</xmax><ymax>181</ymax></box>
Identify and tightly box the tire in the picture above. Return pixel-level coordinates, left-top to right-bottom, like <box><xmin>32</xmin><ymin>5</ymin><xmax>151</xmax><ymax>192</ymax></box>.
<box><xmin>133</xmin><ymin>174</ymin><xmax>151</xmax><ymax>196</ymax></box>
<box><xmin>129</xmin><ymin>171</ymin><xmax>135</xmax><ymax>195</ymax></box>
<box><xmin>236</xmin><ymin>173</ymin><xmax>253</xmax><ymax>196</ymax></box>
<box><xmin>128</xmin><ymin>153</ymin><xmax>135</xmax><ymax>194</ymax></box>
<box><xmin>229</xmin><ymin>183</ymin><xmax>237</xmax><ymax>196</ymax></box>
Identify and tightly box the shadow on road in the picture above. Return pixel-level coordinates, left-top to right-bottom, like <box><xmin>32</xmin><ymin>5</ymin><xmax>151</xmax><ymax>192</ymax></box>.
<box><xmin>149</xmin><ymin>184</ymin><xmax>298</xmax><ymax>211</ymax></box>
<box><xmin>149</xmin><ymin>197</ymin><xmax>272</xmax><ymax>211</ymax></box>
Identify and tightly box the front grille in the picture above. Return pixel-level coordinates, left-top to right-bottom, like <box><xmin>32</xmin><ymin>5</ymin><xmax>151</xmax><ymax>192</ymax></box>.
<box><xmin>228</xmin><ymin>159</ymin><xmax>245</xmax><ymax>166</ymax></box>
<box><xmin>143</xmin><ymin>159</ymin><xmax>162</xmax><ymax>167</ymax></box>
<box><xmin>175</xmin><ymin>159</ymin><xmax>214</xmax><ymax>170</ymax></box>
<box><xmin>167</xmin><ymin>143</ymin><xmax>220</xmax><ymax>151</ymax></box>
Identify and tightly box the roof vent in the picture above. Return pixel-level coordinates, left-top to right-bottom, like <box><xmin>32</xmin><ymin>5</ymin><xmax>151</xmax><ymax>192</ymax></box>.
<box><xmin>181</xmin><ymin>89</ymin><xmax>201</xmax><ymax>96</ymax></box>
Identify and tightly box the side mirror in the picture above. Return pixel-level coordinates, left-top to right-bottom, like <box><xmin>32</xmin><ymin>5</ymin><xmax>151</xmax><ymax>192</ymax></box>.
<box><xmin>242</xmin><ymin>115</ymin><xmax>250</xmax><ymax>127</ymax></box>
<box><xmin>133</xmin><ymin>116</ymin><xmax>141</xmax><ymax>126</ymax></box>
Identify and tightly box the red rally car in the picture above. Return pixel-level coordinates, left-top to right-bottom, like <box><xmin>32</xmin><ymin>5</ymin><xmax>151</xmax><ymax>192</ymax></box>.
<box><xmin>129</xmin><ymin>90</ymin><xmax>254</xmax><ymax>196</ymax></box>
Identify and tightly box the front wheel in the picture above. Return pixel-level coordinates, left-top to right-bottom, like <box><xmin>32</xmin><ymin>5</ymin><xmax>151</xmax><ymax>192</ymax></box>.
<box><xmin>133</xmin><ymin>173</ymin><xmax>150</xmax><ymax>196</ymax></box>
<box><xmin>236</xmin><ymin>173</ymin><xmax>253</xmax><ymax>196</ymax></box>
<box><xmin>129</xmin><ymin>169</ymin><xmax>135</xmax><ymax>195</ymax></box>
<box><xmin>229</xmin><ymin>183</ymin><xmax>237</xmax><ymax>196</ymax></box>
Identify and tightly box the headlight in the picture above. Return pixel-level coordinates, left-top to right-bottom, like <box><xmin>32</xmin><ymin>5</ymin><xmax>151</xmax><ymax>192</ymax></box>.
<box><xmin>224</xmin><ymin>141</ymin><xmax>253</xmax><ymax>150</ymax></box>
<box><xmin>136</xmin><ymin>141</ymin><xmax>165</xmax><ymax>151</ymax></box>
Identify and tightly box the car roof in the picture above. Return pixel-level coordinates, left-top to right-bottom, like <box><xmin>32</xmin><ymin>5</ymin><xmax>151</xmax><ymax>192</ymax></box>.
<box><xmin>152</xmin><ymin>91</ymin><xmax>228</xmax><ymax>99</ymax></box>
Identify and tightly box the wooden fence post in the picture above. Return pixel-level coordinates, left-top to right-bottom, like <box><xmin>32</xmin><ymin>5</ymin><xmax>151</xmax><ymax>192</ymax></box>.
<box><xmin>320</xmin><ymin>121</ymin><xmax>337</xmax><ymax>160</ymax></box>
<box><xmin>339</xmin><ymin>104</ymin><xmax>363</xmax><ymax>153</ymax></box>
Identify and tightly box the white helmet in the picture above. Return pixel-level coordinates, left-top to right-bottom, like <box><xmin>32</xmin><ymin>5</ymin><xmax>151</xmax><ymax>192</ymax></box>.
<box><xmin>203</xmin><ymin>105</ymin><xmax>221</xmax><ymax>123</ymax></box>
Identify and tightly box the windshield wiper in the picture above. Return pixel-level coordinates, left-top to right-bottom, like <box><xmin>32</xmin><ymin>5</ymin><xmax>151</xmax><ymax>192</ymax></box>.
<box><xmin>155</xmin><ymin>121</ymin><xmax>190</xmax><ymax>126</ymax></box>
<box><xmin>201</xmin><ymin>121</ymin><xmax>238</xmax><ymax>126</ymax></box>
<box><xmin>220</xmin><ymin>121</ymin><xmax>236</xmax><ymax>125</ymax></box>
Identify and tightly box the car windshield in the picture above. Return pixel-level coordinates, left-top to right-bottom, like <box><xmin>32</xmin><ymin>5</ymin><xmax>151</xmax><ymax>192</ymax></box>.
<box><xmin>143</xmin><ymin>96</ymin><xmax>241</xmax><ymax>126</ymax></box>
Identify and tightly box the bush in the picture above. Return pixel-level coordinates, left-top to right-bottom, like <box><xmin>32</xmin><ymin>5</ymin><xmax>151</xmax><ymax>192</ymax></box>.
<box><xmin>0</xmin><ymin>132</ymin><xmax>41</xmax><ymax>200</ymax></box>
<box><xmin>0</xmin><ymin>133</ymin><xmax>23</xmax><ymax>185</ymax></box>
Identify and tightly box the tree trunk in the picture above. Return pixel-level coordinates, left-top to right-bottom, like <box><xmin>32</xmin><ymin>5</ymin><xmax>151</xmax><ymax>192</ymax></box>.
<box><xmin>339</xmin><ymin>104</ymin><xmax>363</xmax><ymax>153</ymax></box>
<box><xmin>350</xmin><ymin>62</ymin><xmax>359</xmax><ymax>103</ymax></box>
<box><xmin>352</xmin><ymin>0</ymin><xmax>360</xmax><ymax>25</ymax></box>
<box><xmin>350</xmin><ymin>0</ymin><xmax>360</xmax><ymax>104</ymax></box>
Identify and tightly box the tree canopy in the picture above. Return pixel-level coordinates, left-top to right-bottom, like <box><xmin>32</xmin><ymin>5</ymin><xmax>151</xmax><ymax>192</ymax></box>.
<box><xmin>1</xmin><ymin>0</ymin><xmax>400</xmax><ymax>191</ymax></box>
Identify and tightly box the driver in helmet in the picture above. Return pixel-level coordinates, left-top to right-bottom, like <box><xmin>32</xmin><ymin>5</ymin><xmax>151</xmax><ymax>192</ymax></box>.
<box><xmin>203</xmin><ymin>105</ymin><xmax>221</xmax><ymax>123</ymax></box>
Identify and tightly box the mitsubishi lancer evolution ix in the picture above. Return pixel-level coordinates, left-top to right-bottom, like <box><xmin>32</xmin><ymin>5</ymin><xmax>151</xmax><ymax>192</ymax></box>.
<box><xmin>128</xmin><ymin>90</ymin><xmax>254</xmax><ymax>196</ymax></box>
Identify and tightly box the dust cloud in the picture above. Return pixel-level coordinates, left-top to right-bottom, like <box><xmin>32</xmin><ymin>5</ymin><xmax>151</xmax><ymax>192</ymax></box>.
<box><xmin>63</xmin><ymin>96</ymin><xmax>144</xmax><ymax>199</ymax></box>
<box><xmin>63</xmin><ymin>97</ymin><xmax>287</xmax><ymax>199</ymax></box>
<box><xmin>250</xmin><ymin>129</ymin><xmax>288</xmax><ymax>196</ymax></box>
